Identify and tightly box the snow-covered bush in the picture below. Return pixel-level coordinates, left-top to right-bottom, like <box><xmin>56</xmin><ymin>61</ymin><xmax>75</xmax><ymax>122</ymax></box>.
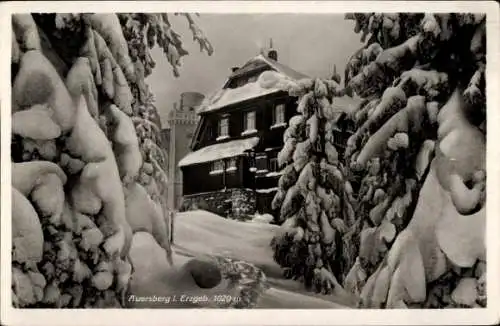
<box><xmin>11</xmin><ymin>13</ymin><xmax>212</xmax><ymax>308</ymax></box>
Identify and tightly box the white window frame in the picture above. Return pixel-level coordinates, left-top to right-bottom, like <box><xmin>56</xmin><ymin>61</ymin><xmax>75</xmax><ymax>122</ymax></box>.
<box><xmin>209</xmin><ymin>160</ymin><xmax>224</xmax><ymax>175</ymax></box>
<box><xmin>217</xmin><ymin>117</ymin><xmax>229</xmax><ymax>140</ymax></box>
<box><xmin>242</xmin><ymin>111</ymin><xmax>257</xmax><ymax>136</ymax></box>
<box><xmin>271</xmin><ymin>103</ymin><xmax>287</xmax><ymax>129</ymax></box>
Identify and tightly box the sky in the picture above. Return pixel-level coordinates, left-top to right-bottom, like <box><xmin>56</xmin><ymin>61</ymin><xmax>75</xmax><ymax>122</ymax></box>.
<box><xmin>146</xmin><ymin>14</ymin><xmax>362</xmax><ymax>126</ymax></box>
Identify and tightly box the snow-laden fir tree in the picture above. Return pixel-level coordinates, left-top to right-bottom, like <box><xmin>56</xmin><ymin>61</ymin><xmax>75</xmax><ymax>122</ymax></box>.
<box><xmin>11</xmin><ymin>13</ymin><xmax>212</xmax><ymax>308</ymax></box>
<box><xmin>342</xmin><ymin>13</ymin><xmax>486</xmax><ymax>308</ymax></box>
<box><xmin>261</xmin><ymin>70</ymin><xmax>357</xmax><ymax>299</ymax></box>
<box><xmin>266</xmin><ymin>13</ymin><xmax>486</xmax><ymax>309</ymax></box>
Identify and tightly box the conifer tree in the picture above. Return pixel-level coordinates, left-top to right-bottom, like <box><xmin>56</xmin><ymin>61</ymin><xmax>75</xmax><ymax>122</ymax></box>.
<box><xmin>268</xmin><ymin>13</ymin><xmax>486</xmax><ymax>308</ymax></box>
<box><xmin>11</xmin><ymin>13</ymin><xmax>212</xmax><ymax>308</ymax></box>
<box><xmin>343</xmin><ymin>13</ymin><xmax>486</xmax><ymax>308</ymax></box>
<box><xmin>262</xmin><ymin>71</ymin><xmax>357</xmax><ymax>298</ymax></box>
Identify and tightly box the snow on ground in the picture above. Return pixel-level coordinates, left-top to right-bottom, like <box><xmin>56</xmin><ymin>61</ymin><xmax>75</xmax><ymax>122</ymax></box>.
<box><xmin>173</xmin><ymin>210</ymin><xmax>281</xmax><ymax>277</ymax></box>
<box><xmin>174</xmin><ymin>210</ymin><xmax>355</xmax><ymax>306</ymax></box>
<box><xmin>128</xmin><ymin>210</ymin><xmax>352</xmax><ymax>308</ymax></box>
<box><xmin>128</xmin><ymin>233</ymin><xmax>195</xmax><ymax>308</ymax></box>
<box><xmin>178</xmin><ymin>137</ymin><xmax>259</xmax><ymax>167</ymax></box>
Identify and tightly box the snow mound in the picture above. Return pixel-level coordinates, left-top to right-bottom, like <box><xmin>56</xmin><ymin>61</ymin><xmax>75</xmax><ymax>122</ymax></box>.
<box><xmin>177</xmin><ymin>210</ymin><xmax>277</xmax><ymax>229</ymax></box>
<box><xmin>251</xmin><ymin>213</ymin><xmax>274</xmax><ymax>224</ymax></box>
<box><xmin>175</xmin><ymin>209</ymin><xmax>280</xmax><ymax>260</ymax></box>
<box><xmin>177</xmin><ymin>209</ymin><xmax>227</xmax><ymax>221</ymax></box>
<box><xmin>178</xmin><ymin>137</ymin><xmax>259</xmax><ymax>167</ymax></box>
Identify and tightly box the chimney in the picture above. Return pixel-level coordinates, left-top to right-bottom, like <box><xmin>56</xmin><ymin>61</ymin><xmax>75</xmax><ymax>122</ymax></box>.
<box><xmin>267</xmin><ymin>38</ymin><xmax>278</xmax><ymax>61</ymax></box>
<box><xmin>331</xmin><ymin>64</ymin><xmax>341</xmax><ymax>84</ymax></box>
<box><xmin>267</xmin><ymin>49</ymin><xmax>278</xmax><ymax>61</ymax></box>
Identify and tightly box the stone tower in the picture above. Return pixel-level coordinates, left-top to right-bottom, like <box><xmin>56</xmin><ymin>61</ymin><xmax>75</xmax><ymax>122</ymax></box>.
<box><xmin>166</xmin><ymin>92</ymin><xmax>205</xmax><ymax>210</ymax></box>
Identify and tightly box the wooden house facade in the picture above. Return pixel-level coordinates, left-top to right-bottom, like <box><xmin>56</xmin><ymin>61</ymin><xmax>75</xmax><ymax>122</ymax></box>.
<box><xmin>179</xmin><ymin>49</ymin><xmax>361</xmax><ymax>219</ymax></box>
<box><xmin>179</xmin><ymin>49</ymin><xmax>307</xmax><ymax>218</ymax></box>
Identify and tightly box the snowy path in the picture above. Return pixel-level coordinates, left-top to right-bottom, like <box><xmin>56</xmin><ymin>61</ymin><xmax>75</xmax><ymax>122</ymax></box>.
<box><xmin>128</xmin><ymin>210</ymin><xmax>354</xmax><ymax>308</ymax></box>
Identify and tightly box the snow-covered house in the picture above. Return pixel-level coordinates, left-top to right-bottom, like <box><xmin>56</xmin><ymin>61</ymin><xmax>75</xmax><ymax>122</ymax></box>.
<box><xmin>178</xmin><ymin>47</ymin><xmax>308</xmax><ymax>218</ymax></box>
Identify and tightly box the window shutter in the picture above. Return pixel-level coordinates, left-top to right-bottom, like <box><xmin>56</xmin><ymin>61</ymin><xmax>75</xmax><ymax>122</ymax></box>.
<box><xmin>269</xmin><ymin>157</ymin><xmax>278</xmax><ymax>172</ymax></box>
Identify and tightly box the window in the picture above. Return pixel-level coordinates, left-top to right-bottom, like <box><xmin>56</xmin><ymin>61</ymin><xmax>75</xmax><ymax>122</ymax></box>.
<box><xmin>269</xmin><ymin>157</ymin><xmax>278</xmax><ymax>172</ymax></box>
<box><xmin>272</xmin><ymin>103</ymin><xmax>286</xmax><ymax>128</ymax></box>
<box><xmin>242</xmin><ymin>111</ymin><xmax>256</xmax><ymax>135</ymax></box>
<box><xmin>210</xmin><ymin>160</ymin><xmax>224</xmax><ymax>174</ymax></box>
<box><xmin>226</xmin><ymin>157</ymin><xmax>238</xmax><ymax>172</ymax></box>
<box><xmin>255</xmin><ymin>154</ymin><xmax>268</xmax><ymax>173</ymax></box>
<box><xmin>217</xmin><ymin>118</ymin><xmax>229</xmax><ymax>139</ymax></box>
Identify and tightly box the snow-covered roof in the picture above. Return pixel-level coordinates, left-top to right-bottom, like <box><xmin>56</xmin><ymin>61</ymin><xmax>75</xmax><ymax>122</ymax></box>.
<box><xmin>199</xmin><ymin>79</ymin><xmax>281</xmax><ymax>114</ymax></box>
<box><xmin>258</xmin><ymin>54</ymin><xmax>309</xmax><ymax>80</ymax></box>
<box><xmin>178</xmin><ymin>137</ymin><xmax>260</xmax><ymax>167</ymax></box>
<box><xmin>198</xmin><ymin>54</ymin><xmax>308</xmax><ymax>114</ymax></box>
<box><xmin>331</xmin><ymin>95</ymin><xmax>364</xmax><ymax>115</ymax></box>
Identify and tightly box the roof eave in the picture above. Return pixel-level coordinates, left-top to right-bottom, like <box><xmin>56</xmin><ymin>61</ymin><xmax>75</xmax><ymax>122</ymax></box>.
<box><xmin>178</xmin><ymin>137</ymin><xmax>260</xmax><ymax>168</ymax></box>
